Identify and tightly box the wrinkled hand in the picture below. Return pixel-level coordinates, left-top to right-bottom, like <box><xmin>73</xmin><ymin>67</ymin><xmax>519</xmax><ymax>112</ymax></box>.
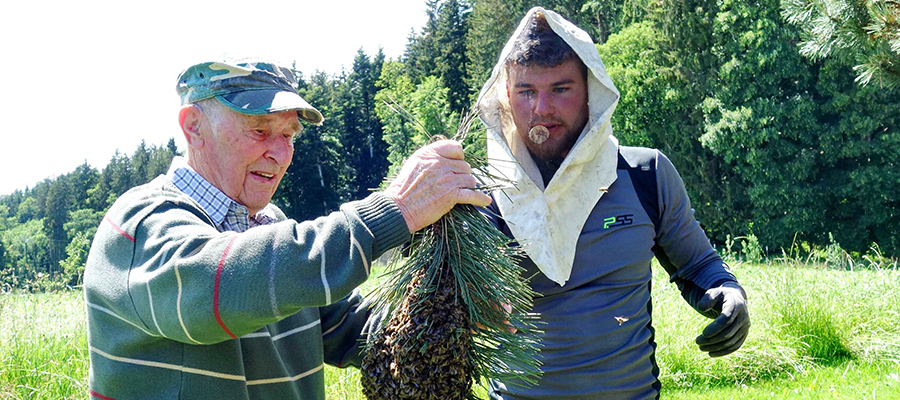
<box><xmin>695</xmin><ymin>282</ymin><xmax>750</xmax><ymax>357</ymax></box>
<box><xmin>384</xmin><ymin>140</ymin><xmax>491</xmax><ymax>233</ymax></box>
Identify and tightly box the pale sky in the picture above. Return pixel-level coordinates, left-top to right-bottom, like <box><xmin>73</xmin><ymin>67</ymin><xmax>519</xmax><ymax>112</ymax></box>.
<box><xmin>0</xmin><ymin>0</ymin><xmax>427</xmax><ymax>196</ymax></box>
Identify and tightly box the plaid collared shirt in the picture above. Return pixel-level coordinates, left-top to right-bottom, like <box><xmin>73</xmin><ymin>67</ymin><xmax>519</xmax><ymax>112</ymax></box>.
<box><xmin>167</xmin><ymin>157</ymin><xmax>275</xmax><ymax>233</ymax></box>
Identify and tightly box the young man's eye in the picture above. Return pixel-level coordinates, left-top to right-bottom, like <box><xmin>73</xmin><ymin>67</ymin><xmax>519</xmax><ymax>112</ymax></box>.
<box><xmin>553</xmin><ymin>87</ymin><xmax>569</xmax><ymax>93</ymax></box>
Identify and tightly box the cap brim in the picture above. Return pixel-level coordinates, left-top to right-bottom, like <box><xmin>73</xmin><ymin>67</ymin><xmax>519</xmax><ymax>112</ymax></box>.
<box><xmin>218</xmin><ymin>90</ymin><xmax>324</xmax><ymax>125</ymax></box>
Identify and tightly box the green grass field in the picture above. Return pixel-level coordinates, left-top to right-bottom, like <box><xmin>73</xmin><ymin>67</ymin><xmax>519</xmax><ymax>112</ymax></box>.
<box><xmin>2</xmin><ymin>261</ymin><xmax>898</xmax><ymax>399</ymax></box>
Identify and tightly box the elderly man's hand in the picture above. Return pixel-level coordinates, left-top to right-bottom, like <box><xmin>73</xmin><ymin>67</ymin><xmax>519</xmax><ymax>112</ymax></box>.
<box><xmin>384</xmin><ymin>140</ymin><xmax>492</xmax><ymax>233</ymax></box>
<box><xmin>695</xmin><ymin>282</ymin><xmax>750</xmax><ymax>357</ymax></box>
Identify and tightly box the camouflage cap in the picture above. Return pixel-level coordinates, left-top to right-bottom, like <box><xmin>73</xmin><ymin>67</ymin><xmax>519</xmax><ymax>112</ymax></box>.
<box><xmin>176</xmin><ymin>60</ymin><xmax>324</xmax><ymax>125</ymax></box>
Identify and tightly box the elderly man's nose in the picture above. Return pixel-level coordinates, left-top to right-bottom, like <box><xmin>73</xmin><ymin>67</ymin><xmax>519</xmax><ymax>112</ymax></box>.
<box><xmin>266</xmin><ymin>136</ymin><xmax>293</xmax><ymax>165</ymax></box>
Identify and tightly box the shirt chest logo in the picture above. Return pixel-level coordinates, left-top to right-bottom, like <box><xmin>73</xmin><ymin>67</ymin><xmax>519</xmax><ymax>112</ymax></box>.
<box><xmin>603</xmin><ymin>214</ymin><xmax>634</xmax><ymax>229</ymax></box>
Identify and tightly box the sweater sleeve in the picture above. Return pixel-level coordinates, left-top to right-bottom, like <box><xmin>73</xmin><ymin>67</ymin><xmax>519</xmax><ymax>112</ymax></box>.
<box><xmin>652</xmin><ymin>151</ymin><xmax>739</xmax><ymax>315</ymax></box>
<box><xmin>117</xmin><ymin>192</ymin><xmax>409</xmax><ymax>345</ymax></box>
<box><xmin>317</xmin><ymin>290</ymin><xmax>388</xmax><ymax>369</ymax></box>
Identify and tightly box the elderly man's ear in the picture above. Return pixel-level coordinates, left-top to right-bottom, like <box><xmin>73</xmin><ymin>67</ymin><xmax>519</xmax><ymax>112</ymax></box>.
<box><xmin>179</xmin><ymin>104</ymin><xmax>205</xmax><ymax>148</ymax></box>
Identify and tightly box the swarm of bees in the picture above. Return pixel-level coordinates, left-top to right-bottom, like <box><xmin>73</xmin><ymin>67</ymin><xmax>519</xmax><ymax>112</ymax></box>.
<box><xmin>360</xmin><ymin>266</ymin><xmax>474</xmax><ymax>400</ymax></box>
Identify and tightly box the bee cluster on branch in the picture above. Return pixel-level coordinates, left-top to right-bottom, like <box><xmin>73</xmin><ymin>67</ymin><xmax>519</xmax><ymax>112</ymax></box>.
<box><xmin>360</xmin><ymin>107</ymin><xmax>542</xmax><ymax>400</ymax></box>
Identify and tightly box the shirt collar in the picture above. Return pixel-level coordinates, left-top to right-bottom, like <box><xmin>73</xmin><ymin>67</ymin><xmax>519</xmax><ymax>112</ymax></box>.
<box><xmin>167</xmin><ymin>157</ymin><xmax>234</xmax><ymax>226</ymax></box>
<box><xmin>167</xmin><ymin>157</ymin><xmax>277</xmax><ymax>231</ymax></box>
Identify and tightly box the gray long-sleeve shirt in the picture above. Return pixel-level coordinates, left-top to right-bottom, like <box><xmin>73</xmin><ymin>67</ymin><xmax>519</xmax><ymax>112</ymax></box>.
<box><xmin>486</xmin><ymin>147</ymin><xmax>737</xmax><ymax>400</ymax></box>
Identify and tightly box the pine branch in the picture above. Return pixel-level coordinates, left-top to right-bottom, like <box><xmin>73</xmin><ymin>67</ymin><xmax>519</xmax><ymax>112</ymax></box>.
<box><xmin>783</xmin><ymin>0</ymin><xmax>900</xmax><ymax>88</ymax></box>
<box><xmin>362</xmin><ymin>106</ymin><xmax>542</xmax><ymax>397</ymax></box>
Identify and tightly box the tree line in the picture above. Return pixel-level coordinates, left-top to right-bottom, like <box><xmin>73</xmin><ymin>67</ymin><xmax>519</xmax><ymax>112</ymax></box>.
<box><xmin>1</xmin><ymin>0</ymin><xmax>897</xmax><ymax>291</ymax></box>
<box><xmin>0</xmin><ymin>140</ymin><xmax>181</xmax><ymax>291</ymax></box>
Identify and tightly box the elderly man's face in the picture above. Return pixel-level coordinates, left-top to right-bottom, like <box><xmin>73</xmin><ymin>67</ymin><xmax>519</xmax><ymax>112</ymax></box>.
<box><xmin>195</xmin><ymin>106</ymin><xmax>300</xmax><ymax>215</ymax></box>
<box><xmin>507</xmin><ymin>58</ymin><xmax>589</xmax><ymax>162</ymax></box>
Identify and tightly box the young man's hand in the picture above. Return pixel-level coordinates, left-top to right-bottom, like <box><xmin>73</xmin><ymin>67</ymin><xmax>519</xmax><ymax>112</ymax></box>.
<box><xmin>473</xmin><ymin>303</ymin><xmax>517</xmax><ymax>334</ymax></box>
<box><xmin>695</xmin><ymin>282</ymin><xmax>750</xmax><ymax>357</ymax></box>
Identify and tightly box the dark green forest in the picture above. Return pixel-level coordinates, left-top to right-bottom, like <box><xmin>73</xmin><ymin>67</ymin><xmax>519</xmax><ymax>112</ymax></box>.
<box><xmin>1</xmin><ymin>0</ymin><xmax>897</xmax><ymax>291</ymax></box>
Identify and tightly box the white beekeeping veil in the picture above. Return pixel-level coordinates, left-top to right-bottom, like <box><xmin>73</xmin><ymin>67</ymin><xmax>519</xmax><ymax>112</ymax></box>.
<box><xmin>476</xmin><ymin>7</ymin><xmax>620</xmax><ymax>286</ymax></box>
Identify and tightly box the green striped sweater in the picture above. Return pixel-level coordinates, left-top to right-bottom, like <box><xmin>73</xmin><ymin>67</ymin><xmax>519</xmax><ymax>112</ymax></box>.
<box><xmin>83</xmin><ymin>176</ymin><xmax>409</xmax><ymax>399</ymax></box>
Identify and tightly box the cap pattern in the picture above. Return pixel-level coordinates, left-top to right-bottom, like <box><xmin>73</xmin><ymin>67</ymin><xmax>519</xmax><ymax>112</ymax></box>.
<box><xmin>176</xmin><ymin>60</ymin><xmax>323</xmax><ymax>125</ymax></box>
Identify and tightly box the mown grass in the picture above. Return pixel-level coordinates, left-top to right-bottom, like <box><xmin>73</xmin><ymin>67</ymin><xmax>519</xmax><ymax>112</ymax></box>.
<box><xmin>1</xmin><ymin>260</ymin><xmax>898</xmax><ymax>399</ymax></box>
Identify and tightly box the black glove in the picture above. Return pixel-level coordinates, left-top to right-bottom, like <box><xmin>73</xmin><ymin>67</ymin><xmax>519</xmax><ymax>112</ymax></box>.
<box><xmin>695</xmin><ymin>282</ymin><xmax>750</xmax><ymax>357</ymax></box>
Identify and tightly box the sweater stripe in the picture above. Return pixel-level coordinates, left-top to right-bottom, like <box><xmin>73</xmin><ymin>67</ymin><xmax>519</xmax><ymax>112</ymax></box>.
<box><xmin>214</xmin><ymin>236</ymin><xmax>238</xmax><ymax>339</ymax></box>
<box><xmin>270</xmin><ymin>320</ymin><xmax>320</xmax><ymax>341</ymax></box>
<box><xmin>318</xmin><ymin>237</ymin><xmax>331</xmax><ymax>304</ymax></box>
<box><xmin>146</xmin><ymin>283</ymin><xmax>162</xmax><ymax>337</ymax></box>
<box><xmin>90</xmin><ymin>390</ymin><xmax>118</xmax><ymax>400</ymax></box>
<box><xmin>245</xmin><ymin>364</ymin><xmax>324</xmax><ymax>386</ymax></box>
<box><xmin>351</xmin><ymin>236</ymin><xmax>369</xmax><ymax>276</ymax></box>
<box><xmin>146</xmin><ymin>247</ymin><xmax>171</xmax><ymax>337</ymax></box>
<box><xmin>269</xmin><ymin>250</ymin><xmax>280</xmax><ymax>319</ymax></box>
<box><xmin>91</xmin><ymin>346</ymin><xmax>323</xmax><ymax>386</ymax></box>
<box><xmin>322</xmin><ymin>314</ymin><xmax>347</xmax><ymax>336</ymax></box>
<box><xmin>104</xmin><ymin>216</ymin><xmax>135</xmax><ymax>242</ymax></box>
<box><xmin>174</xmin><ymin>263</ymin><xmax>201</xmax><ymax>344</ymax></box>
<box><xmin>86</xmin><ymin>302</ymin><xmax>158</xmax><ymax>337</ymax></box>
<box><xmin>91</xmin><ymin>346</ymin><xmax>246</xmax><ymax>381</ymax></box>
<box><xmin>241</xmin><ymin>331</ymin><xmax>271</xmax><ymax>339</ymax></box>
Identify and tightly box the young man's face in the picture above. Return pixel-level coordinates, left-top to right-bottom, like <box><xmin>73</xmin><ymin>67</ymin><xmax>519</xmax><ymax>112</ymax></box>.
<box><xmin>195</xmin><ymin>107</ymin><xmax>300</xmax><ymax>216</ymax></box>
<box><xmin>507</xmin><ymin>58</ymin><xmax>589</xmax><ymax>162</ymax></box>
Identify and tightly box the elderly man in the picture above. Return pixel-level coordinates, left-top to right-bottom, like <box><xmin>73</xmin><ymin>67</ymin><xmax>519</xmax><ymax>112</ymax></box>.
<box><xmin>83</xmin><ymin>60</ymin><xmax>490</xmax><ymax>400</ymax></box>
<box><xmin>477</xmin><ymin>8</ymin><xmax>751</xmax><ymax>399</ymax></box>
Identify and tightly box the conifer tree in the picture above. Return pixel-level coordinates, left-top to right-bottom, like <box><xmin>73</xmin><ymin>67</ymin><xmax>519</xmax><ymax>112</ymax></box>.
<box><xmin>405</xmin><ymin>0</ymin><xmax>442</xmax><ymax>83</ymax></box>
<box><xmin>576</xmin><ymin>0</ymin><xmax>653</xmax><ymax>44</ymax></box>
<box><xmin>274</xmin><ymin>70</ymin><xmax>352</xmax><ymax>220</ymax></box>
<box><xmin>336</xmin><ymin>50</ymin><xmax>391</xmax><ymax>201</ymax></box>
<box><xmin>465</xmin><ymin>0</ymin><xmax>532</xmax><ymax>94</ymax></box>
<box><xmin>0</xmin><ymin>240</ymin><xmax>7</xmax><ymax>276</ymax></box>
<box><xmin>166</xmin><ymin>137</ymin><xmax>181</xmax><ymax>157</ymax></box>
<box><xmin>68</xmin><ymin>161</ymin><xmax>99</xmax><ymax>210</ymax></box>
<box><xmin>43</xmin><ymin>177</ymin><xmax>70</xmax><ymax>272</ymax></box>
<box><xmin>131</xmin><ymin>140</ymin><xmax>151</xmax><ymax>183</ymax></box>
<box><xmin>435</xmin><ymin>0</ymin><xmax>472</xmax><ymax>113</ymax></box>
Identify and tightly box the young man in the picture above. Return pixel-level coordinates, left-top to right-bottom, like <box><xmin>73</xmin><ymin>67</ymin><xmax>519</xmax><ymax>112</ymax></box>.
<box><xmin>477</xmin><ymin>9</ymin><xmax>750</xmax><ymax>399</ymax></box>
<box><xmin>83</xmin><ymin>60</ymin><xmax>490</xmax><ymax>400</ymax></box>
